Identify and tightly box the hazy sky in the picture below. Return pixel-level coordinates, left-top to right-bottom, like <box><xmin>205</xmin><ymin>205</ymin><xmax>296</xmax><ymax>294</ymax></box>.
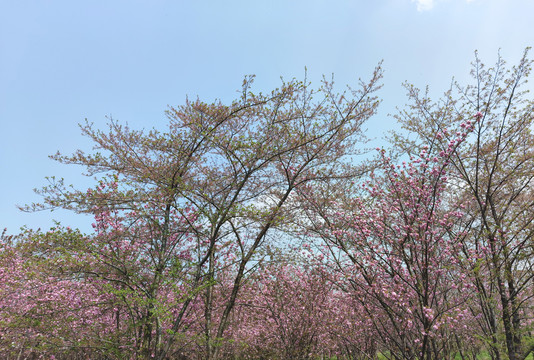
<box><xmin>1</xmin><ymin>0</ymin><xmax>533</xmax><ymax>234</ymax></box>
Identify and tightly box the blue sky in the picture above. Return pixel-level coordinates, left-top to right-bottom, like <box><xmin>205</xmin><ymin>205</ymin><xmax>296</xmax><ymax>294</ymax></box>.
<box><xmin>1</xmin><ymin>0</ymin><xmax>533</xmax><ymax>234</ymax></box>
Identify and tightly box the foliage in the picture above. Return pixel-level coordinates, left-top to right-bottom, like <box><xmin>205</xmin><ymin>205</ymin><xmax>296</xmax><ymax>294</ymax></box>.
<box><xmin>2</xmin><ymin>51</ymin><xmax>534</xmax><ymax>360</ymax></box>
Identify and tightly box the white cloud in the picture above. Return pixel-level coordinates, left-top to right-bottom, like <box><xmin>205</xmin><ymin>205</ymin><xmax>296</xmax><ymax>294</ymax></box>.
<box><xmin>413</xmin><ymin>0</ymin><xmax>479</xmax><ymax>11</ymax></box>
<box><xmin>413</xmin><ymin>0</ymin><xmax>435</xmax><ymax>11</ymax></box>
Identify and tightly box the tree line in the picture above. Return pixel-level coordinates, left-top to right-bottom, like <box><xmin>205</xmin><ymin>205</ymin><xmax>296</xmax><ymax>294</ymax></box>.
<box><xmin>1</xmin><ymin>50</ymin><xmax>533</xmax><ymax>360</ymax></box>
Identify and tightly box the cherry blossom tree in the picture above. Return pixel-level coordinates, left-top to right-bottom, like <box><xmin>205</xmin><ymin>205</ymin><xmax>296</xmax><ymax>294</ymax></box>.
<box><xmin>0</xmin><ymin>228</ymin><xmax>118</xmax><ymax>359</ymax></box>
<box><xmin>391</xmin><ymin>49</ymin><xmax>534</xmax><ymax>360</ymax></box>
<box><xmin>298</xmin><ymin>114</ymin><xmax>478</xmax><ymax>359</ymax></box>
<box><xmin>24</xmin><ymin>67</ymin><xmax>382</xmax><ymax>359</ymax></box>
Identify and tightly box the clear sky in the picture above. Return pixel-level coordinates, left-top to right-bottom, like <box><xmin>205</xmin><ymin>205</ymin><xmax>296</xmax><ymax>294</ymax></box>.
<box><xmin>1</xmin><ymin>0</ymin><xmax>533</xmax><ymax>234</ymax></box>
